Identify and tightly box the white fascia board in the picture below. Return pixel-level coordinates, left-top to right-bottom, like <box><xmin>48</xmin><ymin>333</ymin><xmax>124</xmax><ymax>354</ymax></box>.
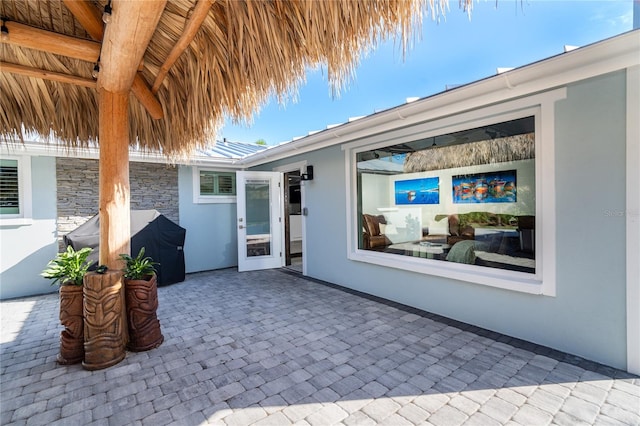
<box><xmin>0</xmin><ymin>141</ymin><xmax>243</xmax><ymax>169</ymax></box>
<box><xmin>239</xmin><ymin>30</ymin><xmax>640</xmax><ymax>168</ymax></box>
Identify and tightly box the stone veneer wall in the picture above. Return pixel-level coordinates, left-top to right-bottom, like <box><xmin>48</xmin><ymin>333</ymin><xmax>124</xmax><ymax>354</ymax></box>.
<box><xmin>56</xmin><ymin>158</ymin><xmax>179</xmax><ymax>248</ymax></box>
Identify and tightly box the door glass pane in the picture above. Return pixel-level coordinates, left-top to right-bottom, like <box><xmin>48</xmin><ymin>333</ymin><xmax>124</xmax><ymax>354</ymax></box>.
<box><xmin>245</xmin><ymin>179</ymin><xmax>271</xmax><ymax>257</ymax></box>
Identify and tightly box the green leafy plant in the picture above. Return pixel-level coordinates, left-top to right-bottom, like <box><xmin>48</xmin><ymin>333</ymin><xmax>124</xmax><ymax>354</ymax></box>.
<box><xmin>41</xmin><ymin>246</ymin><xmax>93</xmax><ymax>286</ymax></box>
<box><xmin>119</xmin><ymin>247</ymin><xmax>158</xmax><ymax>280</ymax></box>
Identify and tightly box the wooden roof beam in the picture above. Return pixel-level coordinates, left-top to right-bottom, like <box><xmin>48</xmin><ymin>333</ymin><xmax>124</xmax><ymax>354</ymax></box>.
<box><xmin>0</xmin><ymin>61</ymin><xmax>96</xmax><ymax>89</ymax></box>
<box><xmin>98</xmin><ymin>0</ymin><xmax>166</xmax><ymax>94</ymax></box>
<box><xmin>151</xmin><ymin>0</ymin><xmax>214</xmax><ymax>94</ymax></box>
<box><xmin>1</xmin><ymin>21</ymin><xmax>100</xmax><ymax>62</ymax></box>
<box><xmin>63</xmin><ymin>0</ymin><xmax>164</xmax><ymax>119</ymax></box>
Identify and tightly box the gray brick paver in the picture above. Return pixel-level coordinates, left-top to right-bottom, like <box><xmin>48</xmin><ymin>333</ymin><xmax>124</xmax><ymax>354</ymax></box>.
<box><xmin>305</xmin><ymin>404</ymin><xmax>348</xmax><ymax>426</ymax></box>
<box><xmin>413</xmin><ymin>393</ymin><xmax>450</xmax><ymax>413</ymax></box>
<box><xmin>448</xmin><ymin>394</ymin><xmax>481</xmax><ymax>416</ymax></box>
<box><xmin>512</xmin><ymin>403</ymin><xmax>554</xmax><ymax>425</ymax></box>
<box><xmin>607</xmin><ymin>387</ymin><xmax>640</xmax><ymax>411</ymax></box>
<box><xmin>60</xmin><ymin>393</ymin><xmax>107</xmax><ymax>418</ymax></box>
<box><xmin>428</xmin><ymin>404</ymin><xmax>468</xmax><ymax>426</ymax></box>
<box><xmin>599</xmin><ymin>402</ymin><xmax>640</xmax><ymax>424</ymax></box>
<box><xmin>227</xmin><ymin>387</ymin><xmax>267</xmax><ymax>408</ymax></box>
<box><xmin>479</xmin><ymin>396</ymin><xmax>518</xmax><ymax>424</ymax></box>
<box><xmin>141</xmin><ymin>409</ymin><xmax>174</xmax><ymax>426</ymax></box>
<box><xmin>361</xmin><ymin>397</ymin><xmax>401</xmax><ymax>422</ymax></box>
<box><xmin>153</xmin><ymin>392</ymin><xmax>181</xmax><ymax>412</ymax></box>
<box><xmin>24</xmin><ymin>408</ymin><xmax>62</xmax><ymax>426</ymax></box>
<box><xmin>378</xmin><ymin>413</ymin><xmax>414</xmax><ymax>425</ymax></box>
<box><xmin>397</xmin><ymin>402</ymin><xmax>430</xmax><ymax>424</ymax></box>
<box><xmin>253</xmin><ymin>411</ymin><xmax>293</xmax><ymax>426</ymax></box>
<box><xmin>48</xmin><ymin>410</ymin><xmax>92</xmax><ymax>426</ymax></box>
<box><xmin>343</xmin><ymin>411</ymin><xmax>377</xmax><ymax>426</ymax></box>
<box><xmin>592</xmin><ymin>414</ymin><xmax>629</xmax><ymax>425</ymax></box>
<box><xmin>462</xmin><ymin>411</ymin><xmax>502</xmax><ymax>426</ymax></box>
<box><xmin>527</xmin><ymin>387</ymin><xmax>565</xmax><ymax>415</ymax></box>
<box><xmin>108</xmin><ymin>402</ymin><xmax>155</xmax><ymax>426</ymax></box>
<box><xmin>559</xmin><ymin>395</ymin><xmax>600</xmax><ymax>424</ymax></box>
<box><xmin>283</xmin><ymin>402</ymin><xmax>323</xmax><ymax>422</ymax></box>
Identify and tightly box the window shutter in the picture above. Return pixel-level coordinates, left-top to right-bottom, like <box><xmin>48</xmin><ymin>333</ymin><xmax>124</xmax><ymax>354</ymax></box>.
<box><xmin>217</xmin><ymin>174</ymin><xmax>235</xmax><ymax>194</ymax></box>
<box><xmin>0</xmin><ymin>159</ymin><xmax>19</xmax><ymax>215</ymax></box>
<box><xmin>199</xmin><ymin>171</ymin><xmax>216</xmax><ymax>195</ymax></box>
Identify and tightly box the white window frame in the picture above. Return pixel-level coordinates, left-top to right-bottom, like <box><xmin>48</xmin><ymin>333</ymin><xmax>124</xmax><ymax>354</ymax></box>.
<box><xmin>344</xmin><ymin>89</ymin><xmax>566</xmax><ymax>296</ymax></box>
<box><xmin>0</xmin><ymin>155</ymin><xmax>33</xmax><ymax>226</ymax></box>
<box><xmin>192</xmin><ymin>167</ymin><xmax>237</xmax><ymax>204</ymax></box>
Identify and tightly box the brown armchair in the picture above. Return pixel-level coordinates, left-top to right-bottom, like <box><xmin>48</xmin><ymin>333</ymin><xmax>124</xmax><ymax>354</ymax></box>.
<box><xmin>446</xmin><ymin>214</ymin><xmax>475</xmax><ymax>246</ymax></box>
<box><xmin>362</xmin><ymin>214</ymin><xmax>391</xmax><ymax>249</ymax></box>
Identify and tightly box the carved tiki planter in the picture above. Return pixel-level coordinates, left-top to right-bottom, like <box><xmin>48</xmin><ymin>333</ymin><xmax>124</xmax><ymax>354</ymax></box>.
<box><xmin>57</xmin><ymin>284</ymin><xmax>85</xmax><ymax>365</ymax></box>
<box><xmin>82</xmin><ymin>270</ymin><xmax>127</xmax><ymax>370</ymax></box>
<box><xmin>125</xmin><ymin>273</ymin><xmax>164</xmax><ymax>351</ymax></box>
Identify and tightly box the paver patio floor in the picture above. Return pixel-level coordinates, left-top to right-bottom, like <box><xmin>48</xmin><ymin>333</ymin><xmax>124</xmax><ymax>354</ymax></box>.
<box><xmin>1</xmin><ymin>268</ymin><xmax>639</xmax><ymax>425</ymax></box>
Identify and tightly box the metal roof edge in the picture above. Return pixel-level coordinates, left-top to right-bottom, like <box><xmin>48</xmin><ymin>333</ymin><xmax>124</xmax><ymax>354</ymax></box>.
<box><xmin>238</xmin><ymin>29</ymin><xmax>640</xmax><ymax>168</ymax></box>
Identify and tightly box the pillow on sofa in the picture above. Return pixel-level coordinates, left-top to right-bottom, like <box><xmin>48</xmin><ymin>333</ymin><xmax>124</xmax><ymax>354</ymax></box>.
<box><xmin>428</xmin><ymin>218</ymin><xmax>449</xmax><ymax>235</ymax></box>
<box><xmin>446</xmin><ymin>240</ymin><xmax>476</xmax><ymax>264</ymax></box>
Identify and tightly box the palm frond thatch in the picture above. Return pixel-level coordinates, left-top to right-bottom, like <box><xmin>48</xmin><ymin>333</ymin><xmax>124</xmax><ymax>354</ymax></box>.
<box><xmin>403</xmin><ymin>133</ymin><xmax>535</xmax><ymax>173</ymax></box>
<box><xmin>1</xmin><ymin>0</ymin><xmax>473</xmax><ymax>159</ymax></box>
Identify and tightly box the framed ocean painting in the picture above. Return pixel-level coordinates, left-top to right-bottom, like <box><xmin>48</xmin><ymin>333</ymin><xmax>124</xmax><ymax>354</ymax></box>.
<box><xmin>394</xmin><ymin>177</ymin><xmax>440</xmax><ymax>205</ymax></box>
<box><xmin>452</xmin><ymin>170</ymin><xmax>517</xmax><ymax>203</ymax></box>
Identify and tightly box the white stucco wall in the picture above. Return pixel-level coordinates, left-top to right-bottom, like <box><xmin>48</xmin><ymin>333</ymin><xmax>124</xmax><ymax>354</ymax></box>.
<box><xmin>255</xmin><ymin>70</ymin><xmax>630</xmax><ymax>370</ymax></box>
<box><xmin>178</xmin><ymin>166</ymin><xmax>238</xmax><ymax>272</ymax></box>
<box><xmin>0</xmin><ymin>156</ymin><xmax>59</xmax><ymax>300</ymax></box>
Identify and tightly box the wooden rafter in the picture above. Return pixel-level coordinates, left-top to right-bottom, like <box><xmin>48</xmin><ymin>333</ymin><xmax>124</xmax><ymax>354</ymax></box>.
<box><xmin>151</xmin><ymin>0</ymin><xmax>214</xmax><ymax>94</ymax></box>
<box><xmin>0</xmin><ymin>61</ymin><xmax>96</xmax><ymax>88</ymax></box>
<box><xmin>63</xmin><ymin>0</ymin><xmax>164</xmax><ymax>120</ymax></box>
<box><xmin>98</xmin><ymin>0</ymin><xmax>166</xmax><ymax>93</ymax></box>
<box><xmin>1</xmin><ymin>21</ymin><xmax>101</xmax><ymax>62</ymax></box>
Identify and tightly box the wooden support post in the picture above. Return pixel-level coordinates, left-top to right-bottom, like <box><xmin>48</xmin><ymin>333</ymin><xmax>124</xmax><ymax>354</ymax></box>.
<box><xmin>98</xmin><ymin>90</ymin><xmax>130</xmax><ymax>269</ymax></box>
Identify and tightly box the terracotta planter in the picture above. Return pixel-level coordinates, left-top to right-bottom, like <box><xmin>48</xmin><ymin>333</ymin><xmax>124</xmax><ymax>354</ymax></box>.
<box><xmin>125</xmin><ymin>273</ymin><xmax>164</xmax><ymax>351</ymax></box>
<box><xmin>57</xmin><ymin>284</ymin><xmax>84</xmax><ymax>365</ymax></box>
<box><xmin>82</xmin><ymin>270</ymin><xmax>126</xmax><ymax>370</ymax></box>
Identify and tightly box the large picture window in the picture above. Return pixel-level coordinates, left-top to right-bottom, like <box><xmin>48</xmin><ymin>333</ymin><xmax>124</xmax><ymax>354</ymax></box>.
<box><xmin>347</xmin><ymin>90</ymin><xmax>563</xmax><ymax>294</ymax></box>
<box><xmin>357</xmin><ymin>116</ymin><xmax>536</xmax><ymax>274</ymax></box>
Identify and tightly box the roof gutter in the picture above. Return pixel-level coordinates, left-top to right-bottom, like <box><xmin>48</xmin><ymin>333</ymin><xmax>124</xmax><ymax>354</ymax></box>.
<box><xmin>1</xmin><ymin>140</ymin><xmax>242</xmax><ymax>167</ymax></box>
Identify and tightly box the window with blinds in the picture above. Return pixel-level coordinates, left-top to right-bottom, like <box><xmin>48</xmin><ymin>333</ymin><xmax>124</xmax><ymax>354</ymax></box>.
<box><xmin>0</xmin><ymin>159</ymin><xmax>19</xmax><ymax>215</ymax></box>
<box><xmin>199</xmin><ymin>171</ymin><xmax>236</xmax><ymax>196</ymax></box>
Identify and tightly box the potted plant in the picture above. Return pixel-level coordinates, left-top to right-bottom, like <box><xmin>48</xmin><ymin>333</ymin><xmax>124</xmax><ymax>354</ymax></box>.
<box><xmin>119</xmin><ymin>247</ymin><xmax>164</xmax><ymax>351</ymax></box>
<box><xmin>41</xmin><ymin>246</ymin><xmax>93</xmax><ymax>364</ymax></box>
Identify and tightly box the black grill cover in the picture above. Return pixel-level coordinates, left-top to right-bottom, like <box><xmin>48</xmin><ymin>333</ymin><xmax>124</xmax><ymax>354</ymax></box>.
<box><xmin>64</xmin><ymin>210</ymin><xmax>186</xmax><ymax>286</ymax></box>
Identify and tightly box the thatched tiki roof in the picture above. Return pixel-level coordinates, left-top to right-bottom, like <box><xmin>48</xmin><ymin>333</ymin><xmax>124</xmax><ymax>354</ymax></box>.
<box><xmin>1</xmin><ymin>0</ymin><xmax>472</xmax><ymax>268</ymax></box>
<box><xmin>1</xmin><ymin>0</ymin><xmax>471</xmax><ymax>157</ymax></box>
<box><xmin>403</xmin><ymin>133</ymin><xmax>536</xmax><ymax>173</ymax></box>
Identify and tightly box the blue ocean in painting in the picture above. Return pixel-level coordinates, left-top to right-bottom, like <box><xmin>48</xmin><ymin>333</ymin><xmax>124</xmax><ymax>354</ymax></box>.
<box><xmin>395</xmin><ymin>177</ymin><xmax>440</xmax><ymax>205</ymax></box>
<box><xmin>452</xmin><ymin>170</ymin><xmax>517</xmax><ymax>204</ymax></box>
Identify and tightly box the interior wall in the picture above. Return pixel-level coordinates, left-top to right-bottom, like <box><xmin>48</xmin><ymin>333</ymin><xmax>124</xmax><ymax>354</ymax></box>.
<box><xmin>254</xmin><ymin>70</ymin><xmax>629</xmax><ymax>370</ymax></box>
<box><xmin>363</xmin><ymin>159</ymin><xmax>535</xmax><ymax>229</ymax></box>
<box><xmin>178</xmin><ymin>166</ymin><xmax>238</xmax><ymax>273</ymax></box>
<box><xmin>0</xmin><ymin>156</ymin><xmax>58</xmax><ymax>300</ymax></box>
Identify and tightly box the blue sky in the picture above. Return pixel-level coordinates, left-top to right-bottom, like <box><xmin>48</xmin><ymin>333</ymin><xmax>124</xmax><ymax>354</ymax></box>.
<box><xmin>220</xmin><ymin>1</ymin><xmax>634</xmax><ymax>146</ymax></box>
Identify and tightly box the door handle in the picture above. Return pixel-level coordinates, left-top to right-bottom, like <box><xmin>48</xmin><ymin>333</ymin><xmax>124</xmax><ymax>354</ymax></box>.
<box><xmin>238</xmin><ymin>225</ymin><xmax>244</xmax><ymax>229</ymax></box>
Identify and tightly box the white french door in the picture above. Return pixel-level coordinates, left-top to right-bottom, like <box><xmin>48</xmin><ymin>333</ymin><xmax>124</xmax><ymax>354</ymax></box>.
<box><xmin>236</xmin><ymin>171</ymin><xmax>284</xmax><ymax>272</ymax></box>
